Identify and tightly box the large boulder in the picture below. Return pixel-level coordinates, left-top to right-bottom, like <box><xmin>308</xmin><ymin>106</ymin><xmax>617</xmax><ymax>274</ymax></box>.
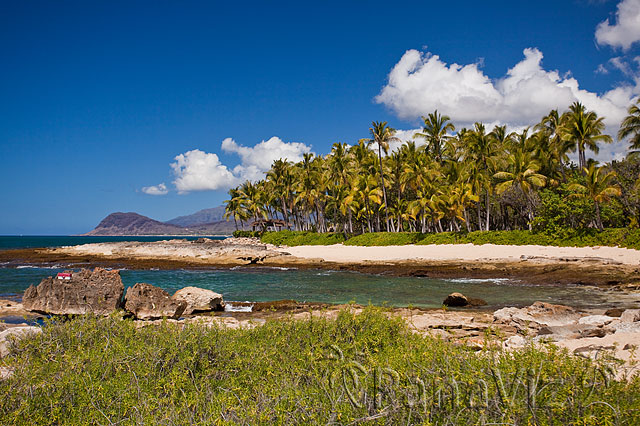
<box><xmin>172</xmin><ymin>287</ymin><xmax>224</xmax><ymax>315</ymax></box>
<box><xmin>125</xmin><ymin>283</ymin><xmax>187</xmax><ymax>320</ymax></box>
<box><xmin>22</xmin><ymin>268</ymin><xmax>124</xmax><ymax>315</ymax></box>
<box><xmin>442</xmin><ymin>292</ymin><xmax>469</xmax><ymax>307</ymax></box>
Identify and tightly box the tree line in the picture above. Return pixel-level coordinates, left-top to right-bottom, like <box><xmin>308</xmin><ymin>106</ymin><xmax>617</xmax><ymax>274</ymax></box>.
<box><xmin>224</xmin><ymin>98</ymin><xmax>640</xmax><ymax>234</ymax></box>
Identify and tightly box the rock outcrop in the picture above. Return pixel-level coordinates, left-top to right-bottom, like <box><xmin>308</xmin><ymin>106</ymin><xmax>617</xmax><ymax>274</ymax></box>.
<box><xmin>22</xmin><ymin>268</ymin><xmax>124</xmax><ymax>315</ymax></box>
<box><xmin>442</xmin><ymin>292</ymin><xmax>468</xmax><ymax>307</ymax></box>
<box><xmin>125</xmin><ymin>283</ymin><xmax>187</xmax><ymax>320</ymax></box>
<box><xmin>493</xmin><ymin>301</ymin><xmax>580</xmax><ymax>332</ymax></box>
<box><xmin>0</xmin><ymin>326</ymin><xmax>42</xmax><ymax>358</ymax></box>
<box><xmin>172</xmin><ymin>287</ymin><xmax>224</xmax><ymax>315</ymax></box>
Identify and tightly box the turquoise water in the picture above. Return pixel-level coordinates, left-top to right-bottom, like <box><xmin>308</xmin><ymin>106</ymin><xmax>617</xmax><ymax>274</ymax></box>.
<box><xmin>1</xmin><ymin>266</ymin><xmax>637</xmax><ymax>310</ymax></box>
<box><xmin>0</xmin><ymin>235</ymin><xmax>226</xmax><ymax>250</ymax></box>
<box><xmin>0</xmin><ymin>236</ymin><xmax>637</xmax><ymax>310</ymax></box>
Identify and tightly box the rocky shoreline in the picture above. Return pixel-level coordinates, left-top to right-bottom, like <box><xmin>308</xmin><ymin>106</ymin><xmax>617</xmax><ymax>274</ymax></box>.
<box><xmin>2</xmin><ymin>238</ymin><xmax>640</xmax><ymax>379</ymax></box>
<box><xmin>1</xmin><ymin>237</ymin><xmax>640</xmax><ymax>289</ymax></box>
<box><xmin>3</xmin><ymin>295</ymin><xmax>640</xmax><ymax>379</ymax></box>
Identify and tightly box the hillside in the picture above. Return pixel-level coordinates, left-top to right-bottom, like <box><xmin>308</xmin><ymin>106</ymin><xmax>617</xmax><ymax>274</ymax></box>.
<box><xmin>164</xmin><ymin>206</ymin><xmax>226</xmax><ymax>226</ymax></box>
<box><xmin>83</xmin><ymin>212</ymin><xmax>236</xmax><ymax>236</ymax></box>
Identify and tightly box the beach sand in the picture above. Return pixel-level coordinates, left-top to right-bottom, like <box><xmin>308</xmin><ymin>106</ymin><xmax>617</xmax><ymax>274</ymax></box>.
<box><xmin>284</xmin><ymin>242</ymin><xmax>640</xmax><ymax>265</ymax></box>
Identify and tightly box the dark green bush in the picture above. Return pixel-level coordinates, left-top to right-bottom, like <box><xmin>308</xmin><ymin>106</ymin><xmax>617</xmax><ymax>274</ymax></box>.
<box><xmin>256</xmin><ymin>228</ymin><xmax>640</xmax><ymax>249</ymax></box>
<box><xmin>261</xmin><ymin>230</ymin><xmax>346</xmax><ymax>246</ymax></box>
<box><xmin>0</xmin><ymin>308</ymin><xmax>637</xmax><ymax>425</ymax></box>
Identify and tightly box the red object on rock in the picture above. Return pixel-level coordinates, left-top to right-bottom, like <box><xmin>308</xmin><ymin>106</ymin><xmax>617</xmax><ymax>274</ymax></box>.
<box><xmin>56</xmin><ymin>273</ymin><xmax>72</xmax><ymax>280</ymax></box>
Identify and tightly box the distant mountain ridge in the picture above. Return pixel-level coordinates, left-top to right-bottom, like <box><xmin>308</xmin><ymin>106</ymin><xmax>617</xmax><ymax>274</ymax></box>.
<box><xmin>164</xmin><ymin>206</ymin><xmax>226</xmax><ymax>227</ymax></box>
<box><xmin>84</xmin><ymin>209</ymin><xmax>235</xmax><ymax>236</ymax></box>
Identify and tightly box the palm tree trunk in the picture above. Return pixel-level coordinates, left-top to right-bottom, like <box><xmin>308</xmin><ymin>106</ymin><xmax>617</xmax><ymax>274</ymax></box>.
<box><xmin>595</xmin><ymin>201</ymin><xmax>604</xmax><ymax>230</ymax></box>
<box><xmin>281</xmin><ymin>197</ymin><xmax>289</xmax><ymax>224</ymax></box>
<box><xmin>463</xmin><ymin>209</ymin><xmax>471</xmax><ymax>232</ymax></box>
<box><xmin>378</xmin><ymin>146</ymin><xmax>390</xmax><ymax>231</ymax></box>
<box><xmin>485</xmin><ymin>190</ymin><xmax>491</xmax><ymax>231</ymax></box>
<box><xmin>579</xmin><ymin>143</ymin><xmax>586</xmax><ymax>173</ymax></box>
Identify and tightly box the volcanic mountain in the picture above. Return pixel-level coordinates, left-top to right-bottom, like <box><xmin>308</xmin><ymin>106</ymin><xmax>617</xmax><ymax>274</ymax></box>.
<box><xmin>83</xmin><ymin>211</ymin><xmax>236</xmax><ymax>236</ymax></box>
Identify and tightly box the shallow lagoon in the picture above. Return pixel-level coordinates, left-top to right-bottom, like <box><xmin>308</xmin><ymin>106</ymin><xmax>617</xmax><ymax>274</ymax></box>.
<box><xmin>1</xmin><ymin>265</ymin><xmax>638</xmax><ymax>310</ymax></box>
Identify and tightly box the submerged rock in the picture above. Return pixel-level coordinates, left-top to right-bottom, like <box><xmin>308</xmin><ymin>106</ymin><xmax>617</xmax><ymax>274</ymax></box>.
<box><xmin>125</xmin><ymin>283</ymin><xmax>186</xmax><ymax>320</ymax></box>
<box><xmin>22</xmin><ymin>268</ymin><xmax>124</xmax><ymax>315</ymax></box>
<box><xmin>443</xmin><ymin>292</ymin><xmax>469</xmax><ymax>307</ymax></box>
<box><xmin>172</xmin><ymin>287</ymin><xmax>223</xmax><ymax>315</ymax></box>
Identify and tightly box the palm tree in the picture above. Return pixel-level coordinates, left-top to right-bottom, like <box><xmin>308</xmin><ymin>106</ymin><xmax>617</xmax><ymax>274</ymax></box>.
<box><xmin>561</xmin><ymin>102</ymin><xmax>612</xmax><ymax>171</ymax></box>
<box><xmin>266</xmin><ymin>159</ymin><xmax>294</xmax><ymax>226</ymax></box>
<box><xmin>568</xmin><ymin>164</ymin><xmax>621</xmax><ymax>230</ymax></box>
<box><xmin>534</xmin><ymin>109</ymin><xmax>573</xmax><ymax>183</ymax></box>
<box><xmin>223</xmin><ymin>187</ymin><xmax>247</xmax><ymax>230</ymax></box>
<box><xmin>465</xmin><ymin>123</ymin><xmax>499</xmax><ymax>230</ymax></box>
<box><xmin>414</xmin><ymin>110</ymin><xmax>455</xmax><ymax>162</ymax></box>
<box><xmin>618</xmin><ymin>97</ymin><xmax>640</xmax><ymax>156</ymax></box>
<box><xmin>494</xmin><ymin>148</ymin><xmax>547</xmax><ymax>229</ymax></box>
<box><xmin>361</xmin><ymin>121</ymin><xmax>399</xmax><ymax>231</ymax></box>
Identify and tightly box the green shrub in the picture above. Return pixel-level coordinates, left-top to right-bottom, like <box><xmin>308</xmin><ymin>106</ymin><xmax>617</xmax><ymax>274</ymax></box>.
<box><xmin>261</xmin><ymin>230</ymin><xmax>346</xmax><ymax>246</ymax></box>
<box><xmin>0</xmin><ymin>308</ymin><xmax>637</xmax><ymax>425</ymax></box>
<box><xmin>258</xmin><ymin>228</ymin><xmax>640</xmax><ymax>249</ymax></box>
<box><xmin>343</xmin><ymin>232</ymin><xmax>425</xmax><ymax>246</ymax></box>
<box><xmin>233</xmin><ymin>230</ymin><xmax>262</xmax><ymax>238</ymax></box>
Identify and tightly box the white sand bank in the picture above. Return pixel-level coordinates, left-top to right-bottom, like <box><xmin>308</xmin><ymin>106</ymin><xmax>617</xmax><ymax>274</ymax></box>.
<box><xmin>284</xmin><ymin>243</ymin><xmax>640</xmax><ymax>265</ymax></box>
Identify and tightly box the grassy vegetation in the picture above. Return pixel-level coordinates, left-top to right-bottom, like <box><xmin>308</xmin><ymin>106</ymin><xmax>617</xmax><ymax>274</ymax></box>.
<box><xmin>258</xmin><ymin>228</ymin><xmax>640</xmax><ymax>250</ymax></box>
<box><xmin>1</xmin><ymin>307</ymin><xmax>638</xmax><ymax>425</ymax></box>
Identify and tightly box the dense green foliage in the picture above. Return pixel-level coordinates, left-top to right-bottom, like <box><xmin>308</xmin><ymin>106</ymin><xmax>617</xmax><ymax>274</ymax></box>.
<box><xmin>224</xmin><ymin>100</ymin><xmax>640</xmax><ymax>237</ymax></box>
<box><xmin>260</xmin><ymin>230</ymin><xmax>346</xmax><ymax>246</ymax></box>
<box><xmin>343</xmin><ymin>232</ymin><xmax>425</xmax><ymax>246</ymax></box>
<box><xmin>260</xmin><ymin>228</ymin><xmax>640</xmax><ymax>249</ymax></box>
<box><xmin>1</xmin><ymin>308</ymin><xmax>638</xmax><ymax>425</ymax></box>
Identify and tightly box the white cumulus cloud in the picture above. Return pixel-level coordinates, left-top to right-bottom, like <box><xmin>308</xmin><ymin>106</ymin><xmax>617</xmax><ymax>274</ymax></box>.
<box><xmin>141</xmin><ymin>183</ymin><xmax>169</xmax><ymax>195</ymax></box>
<box><xmin>376</xmin><ymin>48</ymin><xmax>636</xmax><ymax>129</ymax></box>
<box><xmin>595</xmin><ymin>0</ymin><xmax>640</xmax><ymax>51</ymax></box>
<box><xmin>171</xmin><ymin>149</ymin><xmax>239</xmax><ymax>193</ymax></box>
<box><xmin>168</xmin><ymin>137</ymin><xmax>313</xmax><ymax>193</ymax></box>
<box><xmin>222</xmin><ymin>136</ymin><xmax>312</xmax><ymax>181</ymax></box>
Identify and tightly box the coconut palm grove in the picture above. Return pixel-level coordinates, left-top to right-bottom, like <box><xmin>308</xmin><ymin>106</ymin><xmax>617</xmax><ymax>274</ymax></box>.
<box><xmin>224</xmin><ymin>99</ymin><xmax>640</xmax><ymax>237</ymax></box>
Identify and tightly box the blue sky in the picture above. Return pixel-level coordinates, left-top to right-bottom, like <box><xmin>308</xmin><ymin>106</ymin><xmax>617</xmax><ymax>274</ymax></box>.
<box><xmin>1</xmin><ymin>0</ymin><xmax>639</xmax><ymax>234</ymax></box>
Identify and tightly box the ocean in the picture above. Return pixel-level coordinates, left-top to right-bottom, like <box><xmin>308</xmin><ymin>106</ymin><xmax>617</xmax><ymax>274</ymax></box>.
<box><xmin>0</xmin><ymin>236</ymin><xmax>637</xmax><ymax>309</ymax></box>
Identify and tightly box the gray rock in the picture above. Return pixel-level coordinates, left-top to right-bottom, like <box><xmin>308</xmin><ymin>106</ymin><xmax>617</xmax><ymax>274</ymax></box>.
<box><xmin>503</xmin><ymin>335</ymin><xmax>527</xmax><ymax>349</ymax></box>
<box><xmin>443</xmin><ymin>292</ymin><xmax>468</xmax><ymax>307</ymax></box>
<box><xmin>578</xmin><ymin>315</ymin><xmax>613</xmax><ymax>326</ymax></box>
<box><xmin>620</xmin><ymin>309</ymin><xmax>640</xmax><ymax>323</ymax></box>
<box><xmin>22</xmin><ymin>268</ymin><xmax>124</xmax><ymax>315</ymax></box>
<box><xmin>573</xmin><ymin>344</ymin><xmax>616</xmax><ymax>358</ymax></box>
<box><xmin>125</xmin><ymin>283</ymin><xmax>187</xmax><ymax>320</ymax></box>
<box><xmin>494</xmin><ymin>302</ymin><xmax>580</xmax><ymax>333</ymax></box>
<box><xmin>0</xmin><ymin>326</ymin><xmax>41</xmax><ymax>358</ymax></box>
<box><xmin>172</xmin><ymin>287</ymin><xmax>223</xmax><ymax>315</ymax></box>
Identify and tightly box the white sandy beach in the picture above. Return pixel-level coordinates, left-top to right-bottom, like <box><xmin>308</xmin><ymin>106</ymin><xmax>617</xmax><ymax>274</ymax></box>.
<box><xmin>284</xmin><ymin>243</ymin><xmax>640</xmax><ymax>265</ymax></box>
